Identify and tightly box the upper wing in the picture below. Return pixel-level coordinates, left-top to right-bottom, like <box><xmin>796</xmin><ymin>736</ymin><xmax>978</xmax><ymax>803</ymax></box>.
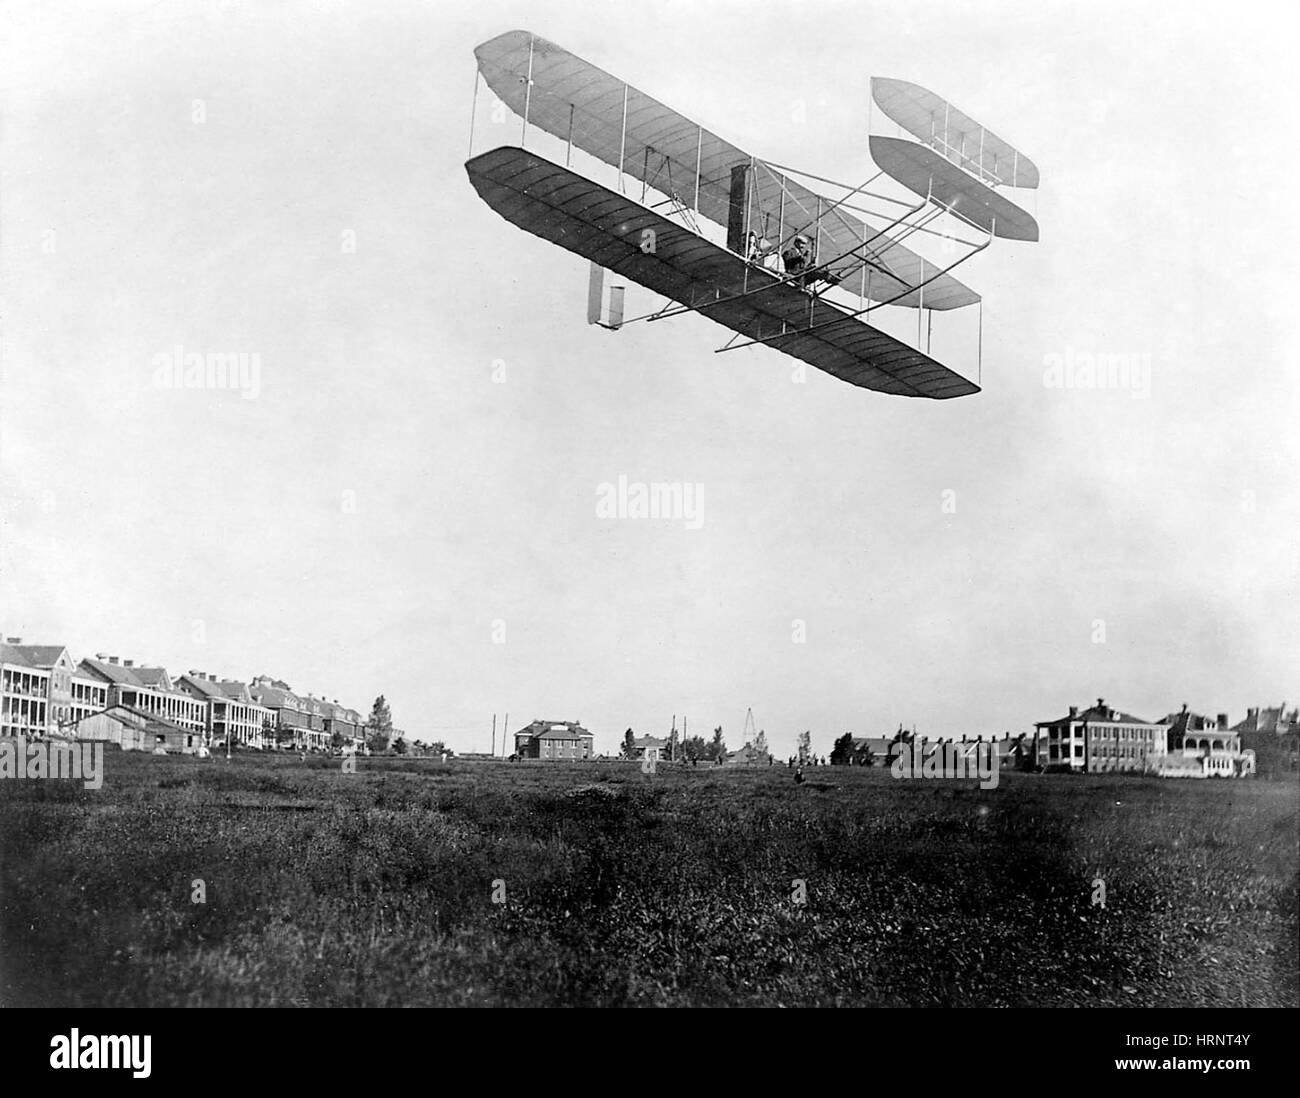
<box><xmin>474</xmin><ymin>30</ymin><xmax>981</xmax><ymax>311</ymax></box>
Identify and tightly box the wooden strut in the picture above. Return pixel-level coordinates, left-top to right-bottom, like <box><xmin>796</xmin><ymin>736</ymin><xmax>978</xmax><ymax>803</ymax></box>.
<box><xmin>521</xmin><ymin>36</ymin><xmax>534</xmax><ymax>147</ymax></box>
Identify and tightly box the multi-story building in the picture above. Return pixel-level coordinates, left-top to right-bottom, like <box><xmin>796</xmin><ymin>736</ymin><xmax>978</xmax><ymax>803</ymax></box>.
<box><xmin>1157</xmin><ymin>707</ymin><xmax>1255</xmax><ymax>778</ymax></box>
<box><xmin>321</xmin><ymin>700</ymin><xmax>364</xmax><ymax>750</ymax></box>
<box><xmin>1</xmin><ymin>642</ymin><xmax>51</xmax><ymax>738</ymax></box>
<box><xmin>70</xmin><ymin>665</ymin><xmax>110</xmax><ymax>727</ymax></box>
<box><xmin>80</xmin><ymin>657</ymin><xmax>208</xmax><ymax>737</ymax></box>
<box><xmin>176</xmin><ymin>673</ymin><xmax>272</xmax><ymax>748</ymax></box>
<box><xmin>1233</xmin><ymin>704</ymin><xmax>1298</xmax><ymax>778</ymax></box>
<box><xmin>1034</xmin><ymin>699</ymin><xmax>1168</xmax><ymax>774</ymax></box>
<box><xmin>513</xmin><ymin>719</ymin><xmax>594</xmax><ymax>760</ymax></box>
<box><xmin>249</xmin><ymin>676</ymin><xmax>304</xmax><ymax>749</ymax></box>
<box><xmin>2</xmin><ymin>643</ymin><xmax>80</xmax><ymax>732</ymax></box>
<box><xmin>297</xmin><ymin>694</ymin><xmax>326</xmax><ymax>749</ymax></box>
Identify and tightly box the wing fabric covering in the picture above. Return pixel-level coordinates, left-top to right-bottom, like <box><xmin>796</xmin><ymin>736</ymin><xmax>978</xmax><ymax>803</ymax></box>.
<box><xmin>869</xmin><ymin>137</ymin><xmax>1039</xmax><ymax>242</ymax></box>
<box><xmin>871</xmin><ymin>77</ymin><xmax>1040</xmax><ymax>189</ymax></box>
<box><xmin>475</xmin><ymin>30</ymin><xmax>980</xmax><ymax>311</ymax></box>
<box><xmin>467</xmin><ymin>147</ymin><xmax>980</xmax><ymax>399</ymax></box>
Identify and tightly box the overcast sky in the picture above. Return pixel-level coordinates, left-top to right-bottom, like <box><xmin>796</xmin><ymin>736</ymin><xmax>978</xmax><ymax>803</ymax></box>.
<box><xmin>2</xmin><ymin>0</ymin><xmax>1296</xmax><ymax>756</ymax></box>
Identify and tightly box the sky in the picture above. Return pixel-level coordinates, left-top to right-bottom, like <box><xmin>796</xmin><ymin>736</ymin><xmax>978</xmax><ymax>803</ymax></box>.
<box><xmin>1</xmin><ymin>0</ymin><xmax>1296</xmax><ymax>757</ymax></box>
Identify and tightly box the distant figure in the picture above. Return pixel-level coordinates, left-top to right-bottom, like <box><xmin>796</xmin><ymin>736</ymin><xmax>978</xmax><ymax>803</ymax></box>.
<box><xmin>794</xmin><ymin>766</ymin><xmax>805</xmax><ymax>785</ymax></box>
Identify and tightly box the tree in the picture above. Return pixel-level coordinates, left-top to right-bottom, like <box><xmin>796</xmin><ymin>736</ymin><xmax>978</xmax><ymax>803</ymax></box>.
<box><xmin>754</xmin><ymin>728</ymin><xmax>769</xmax><ymax>757</ymax></box>
<box><xmin>426</xmin><ymin>739</ymin><xmax>454</xmax><ymax>758</ymax></box>
<box><xmin>796</xmin><ymin>730</ymin><xmax>812</xmax><ymax>765</ymax></box>
<box><xmin>680</xmin><ymin>734</ymin><xmax>707</xmax><ymax>762</ymax></box>
<box><xmin>392</xmin><ymin>736</ymin><xmax>407</xmax><ymax>755</ymax></box>
<box><xmin>830</xmin><ymin>732</ymin><xmax>854</xmax><ymax>766</ymax></box>
<box><xmin>367</xmin><ymin>695</ymin><xmax>393</xmax><ymax>754</ymax></box>
<box><xmin>709</xmin><ymin>726</ymin><xmax>726</xmax><ymax>761</ymax></box>
<box><xmin>621</xmin><ymin>727</ymin><xmax>637</xmax><ymax>760</ymax></box>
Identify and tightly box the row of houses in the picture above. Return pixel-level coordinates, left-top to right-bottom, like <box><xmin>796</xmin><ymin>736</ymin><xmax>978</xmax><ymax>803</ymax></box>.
<box><xmin>0</xmin><ymin>638</ymin><xmax>371</xmax><ymax>755</ymax></box>
<box><xmin>842</xmin><ymin>699</ymin><xmax>1292</xmax><ymax>779</ymax></box>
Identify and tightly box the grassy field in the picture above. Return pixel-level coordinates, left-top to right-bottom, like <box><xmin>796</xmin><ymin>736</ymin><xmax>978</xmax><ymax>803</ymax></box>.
<box><xmin>1</xmin><ymin>751</ymin><xmax>1296</xmax><ymax>1007</ymax></box>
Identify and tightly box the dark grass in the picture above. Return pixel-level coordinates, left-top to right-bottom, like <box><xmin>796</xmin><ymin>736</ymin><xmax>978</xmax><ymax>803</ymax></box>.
<box><xmin>1</xmin><ymin>752</ymin><xmax>1296</xmax><ymax>1006</ymax></box>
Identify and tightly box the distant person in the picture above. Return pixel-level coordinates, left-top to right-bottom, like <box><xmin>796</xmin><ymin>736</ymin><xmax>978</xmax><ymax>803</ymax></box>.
<box><xmin>794</xmin><ymin>766</ymin><xmax>805</xmax><ymax>785</ymax></box>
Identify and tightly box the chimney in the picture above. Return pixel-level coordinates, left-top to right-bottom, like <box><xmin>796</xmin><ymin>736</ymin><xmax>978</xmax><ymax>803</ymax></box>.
<box><xmin>108</xmin><ymin>656</ymin><xmax>119</xmax><ymax>665</ymax></box>
<box><xmin>1096</xmin><ymin>698</ymin><xmax>1105</xmax><ymax>710</ymax></box>
<box><xmin>97</xmin><ymin>653</ymin><xmax>110</xmax><ymax>661</ymax></box>
<box><xmin>1068</xmin><ymin>706</ymin><xmax>1078</xmax><ymax>718</ymax></box>
<box><xmin>6</xmin><ymin>636</ymin><xmax>21</xmax><ymax>644</ymax></box>
<box><xmin>1217</xmin><ymin>713</ymin><xmax>1228</xmax><ymax>730</ymax></box>
<box><xmin>123</xmin><ymin>660</ymin><xmax>134</xmax><ymax>668</ymax></box>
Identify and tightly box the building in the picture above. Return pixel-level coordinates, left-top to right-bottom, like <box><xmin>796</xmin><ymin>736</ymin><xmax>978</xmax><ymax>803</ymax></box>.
<box><xmin>76</xmin><ymin>705</ymin><xmax>153</xmax><ymax>751</ymax></box>
<box><xmin>297</xmin><ymin>694</ymin><xmax>327</xmax><ymax>750</ymax></box>
<box><xmin>79</xmin><ymin>657</ymin><xmax>208</xmax><ymax>738</ymax></box>
<box><xmin>322</xmin><ymin>700</ymin><xmax>364</xmax><ymax>750</ymax></box>
<box><xmin>1</xmin><ymin>643</ymin><xmax>51</xmax><ymax>738</ymax></box>
<box><xmin>1</xmin><ymin>643</ymin><xmax>80</xmax><ymax>733</ymax></box>
<box><xmin>1156</xmin><ymin>706</ymin><xmax>1255</xmax><ymax>778</ymax></box>
<box><xmin>176</xmin><ymin>673</ymin><xmax>272</xmax><ymax>748</ymax></box>
<box><xmin>513</xmin><ymin>719</ymin><xmax>594</xmax><ymax>760</ymax></box>
<box><xmin>631</xmin><ymin>734</ymin><xmax>669</xmax><ymax>762</ymax></box>
<box><xmin>1034</xmin><ymin>699</ymin><xmax>1168</xmax><ymax>774</ymax></box>
<box><xmin>249</xmin><ymin>676</ymin><xmax>305</xmax><ymax>749</ymax></box>
<box><xmin>722</xmin><ymin>740</ymin><xmax>772</xmax><ymax>767</ymax></box>
<box><xmin>1233</xmin><ymin>704</ymin><xmax>1298</xmax><ymax>779</ymax></box>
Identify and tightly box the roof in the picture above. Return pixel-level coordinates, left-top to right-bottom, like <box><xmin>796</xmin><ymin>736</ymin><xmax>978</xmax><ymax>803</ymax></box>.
<box><xmin>101</xmin><ymin>705</ymin><xmax>188</xmax><ymax>734</ymax></box>
<box><xmin>79</xmin><ymin>658</ymin><xmax>142</xmax><ymax>686</ymax></box>
<box><xmin>515</xmin><ymin>719</ymin><xmax>591</xmax><ymax>741</ymax></box>
<box><xmin>177</xmin><ymin>674</ymin><xmax>225</xmax><ymax>700</ymax></box>
<box><xmin>6</xmin><ymin>644</ymin><xmax>72</xmax><ymax>670</ymax></box>
<box><xmin>249</xmin><ymin>682</ymin><xmax>299</xmax><ymax>708</ymax></box>
<box><xmin>131</xmin><ymin>667</ymin><xmax>172</xmax><ymax>689</ymax></box>
<box><xmin>0</xmin><ymin>644</ymin><xmax>39</xmax><ymax>669</ymax></box>
<box><xmin>536</xmin><ymin>727</ymin><xmax>591</xmax><ymax>741</ymax></box>
<box><xmin>473</xmin><ymin>31</ymin><xmax>981</xmax><ymax>313</ymax></box>
<box><xmin>1037</xmin><ymin>704</ymin><xmax>1155</xmax><ymax>727</ymax></box>
<box><xmin>216</xmin><ymin>680</ymin><xmax>252</xmax><ymax>702</ymax></box>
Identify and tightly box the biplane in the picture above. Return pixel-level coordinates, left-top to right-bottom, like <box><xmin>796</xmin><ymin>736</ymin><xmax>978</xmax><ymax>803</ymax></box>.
<box><xmin>464</xmin><ymin>31</ymin><xmax>1039</xmax><ymax>400</ymax></box>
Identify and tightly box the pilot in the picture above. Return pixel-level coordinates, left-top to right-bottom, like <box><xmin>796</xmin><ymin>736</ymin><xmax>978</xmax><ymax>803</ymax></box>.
<box><xmin>781</xmin><ymin>234</ymin><xmax>817</xmax><ymax>287</ymax></box>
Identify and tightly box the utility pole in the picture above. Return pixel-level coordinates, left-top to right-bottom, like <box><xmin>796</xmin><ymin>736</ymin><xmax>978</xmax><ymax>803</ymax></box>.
<box><xmin>491</xmin><ymin>713</ymin><xmax>496</xmax><ymax>756</ymax></box>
